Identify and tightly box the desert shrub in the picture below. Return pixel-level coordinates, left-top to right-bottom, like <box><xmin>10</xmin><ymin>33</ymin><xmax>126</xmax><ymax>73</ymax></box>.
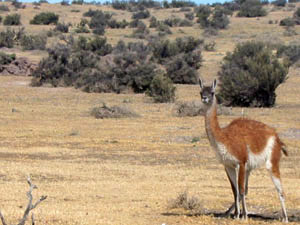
<box><xmin>168</xmin><ymin>0</ymin><xmax>196</xmax><ymax>8</ymax></box>
<box><xmin>72</xmin><ymin>0</ymin><xmax>84</xmax><ymax>4</ymax></box>
<box><xmin>203</xmin><ymin>27</ymin><xmax>219</xmax><ymax>36</ymax></box>
<box><xmin>277</xmin><ymin>44</ymin><xmax>300</xmax><ymax>65</ymax></box>
<box><xmin>132</xmin><ymin>9</ymin><xmax>150</xmax><ymax>19</ymax></box>
<box><xmin>185</xmin><ymin>12</ymin><xmax>194</xmax><ymax>20</ymax></box>
<box><xmin>280</xmin><ymin>17</ymin><xmax>296</xmax><ymax>26</ymax></box>
<box><xmin>30</xmin><ymin>12</ymin><xmax>59</xmax><ymax>25</ymax></box>
<box><xmin>146</xmin><ymin>73</ymin><xmax>176</xmax><ymax>103</ymax></box>
<box><xmin>166</xmin><ymin>50</ymin><xmax>201</xmax><ymax>84</ymax></box>
<box><xmin>130</xmin><ymin>20</ymin><xmax>149</xmax><ymax>39</ymax></box>
<box><xmin>237</xmin><ymin>0</ymin><xmax>267</xmax><ymax>17</ymax></box>
<box><xmin>61</xmin><ymin>0</ymin><xmax>70</xmax><ymax>5</ymax></box>
<box><xmin>0</xmin><ymin>27</ymin><xmax>25</xmax><ymax>48</ymax></box>
<box><xmin>54</xmin><ymin>22</ymin><xmax>70</xmax><ymax>33</ymax></box>
<box><xmin>151</xmin><ymin>37</ymin><xmax>203</xmax><ymax>63</ymax></box>
<box><xmin>149</xmin><ymin>16</ymin><xmax>158</xmax><ymax>27</ymax></box>
<box><xmin>294</xmin><ymin>7</ymin><xmax>300</xmax><ymax>24</ymax></box>
<box><xmin>11</xmin><ymin>0</ymin><xmax>25</xmax><ymax>9</ymax></box>
<box><xmin>107</xmin><ymin>19</ymin><xmax>128</xmax><ymax>28</ymax></box>
<box><xmin>20</xmin><ymin>34</ymin><xmax>47</xmax><ymax>50</ymax></box>
<box><xmin>168</xmin><ymin>191</ymin><xmax>202</xmax><ymax>212</ymax></box>
<box><xmin>112</xmin><ymin>0</ymin><xmax>128</xmax><ymax>10</ymax></box>
<box><xmin>0</xmin><ymin>16</ymin><xmax>2</xmax><ymax>24</ymax></box>
<box><xmin>173</xmin><ymin>100</ymin><xmax>204</xmax><ymax>117</ymax></box>
<box><xmin>217</xmin><ymin>41</ymin><xmax>289</xmax><ymax>107</ymax></box>
<box><xmin>204</xmin><ymin>41</ymin><xmax>216</xmax><ymax>51</ymax></box>
<box><xmin>75</xmin><ymin>36</ymin><xmax>112</xmax><ymax>56</ymax></box>
<box><xmin>129</xmin><ymin>18</ymin><xmax>139</xmax><ymax>28</ymax></box>
<box><xmin>91</xmin><ymin>103</ymin><xmax>139</xmax><ymax>119</ymax></box>
<box><xmin>0</xmin><ymin>52</ymin><xmax>16</xmax><ymax>65</ymax></box>
<box><xmin>272</xmin><ymin>0</ymin><xmax>286</xmax><ymax>7</ymax></box>
<box><xmin>3</xmin><ymin>13</ymin><xmax>21</xmax><ymax>25</ymax></box>
<box><xmin>156</xmin><ymin>23</ymin><xmax>172</xmax><ymax>35</ymax></box>
<box><xmin>0</xmin><ymin>5</ymin><xmax>10</xmax><ymax>11</ymax></box>
<box><xmin>88</xmin><ymin>10</ymin><xmax>112</xmax><ymax>35</ymax></box>
<box><xmin>210</xmin><ymin>7</ymin><xmax>230</xmax><ymax>29</ymax></box>
<box><xmin>195</xmin><ymin>5</ymin><xmax>211</xmax><ymax>28</ymax></box>
<box><xmin>164</xmin><ymin>17</ymin><xmax>193</xmax><ymax>27</ymax></box>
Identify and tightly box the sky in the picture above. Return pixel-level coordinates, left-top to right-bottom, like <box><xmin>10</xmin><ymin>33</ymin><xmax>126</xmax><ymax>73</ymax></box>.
<box><xmin>20</xmin><ymin>0</ymin><xmax>230</xmax><ymax>5</ymax></box>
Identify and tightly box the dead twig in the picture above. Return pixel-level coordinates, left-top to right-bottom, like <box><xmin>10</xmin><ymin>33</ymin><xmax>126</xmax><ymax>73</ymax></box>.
<box><xmin>0</xmin><ymin>177</ymin><xmax>47</xmax><ymax>225</ymax></box>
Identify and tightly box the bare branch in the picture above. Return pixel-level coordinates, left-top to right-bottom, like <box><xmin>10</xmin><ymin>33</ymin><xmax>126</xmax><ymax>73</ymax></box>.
<box><xmin>17</xmin><ymin>177</ymin><xmax>47</xmax><ymax>225</ymax></box>
<box><xmin>0</xmin><ymin>211</ymin><xmax>8</xmax><ymax>225</ymax></box>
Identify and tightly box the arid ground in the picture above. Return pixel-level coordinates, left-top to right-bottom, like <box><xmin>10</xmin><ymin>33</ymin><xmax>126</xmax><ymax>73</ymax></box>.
<box><xmin>0</xmin><ymin>2</ymin><xmax>300</xmax><ymax>225</ymax></box>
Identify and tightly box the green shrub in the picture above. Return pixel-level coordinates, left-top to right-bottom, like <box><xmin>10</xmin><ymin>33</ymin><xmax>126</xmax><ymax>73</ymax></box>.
<box><xmin>272</xmin><ymin>0</ymin><xmax>286</xmax><ymax>7</ymax></box>
<box><xmin>0</xmin><ymin>52</ymin><xmax>16</xmax><ymax>65</ymax></box>
<box><xmin>0</xmin><ymin>29</ymin><xmax>14</xmax><ymax>48</ymax></box>
<box><xmin>54</xmin><ymin>22</ymin><xmax>70</xmax><ymax>33</ymax></box>
<box><xmin>184</xmin><ymin>12</ymin><xmax>194</xmax><ymax>20</ymax></box>
<box><xmin>237</xmin><ymin>0</ymin><xmax>267</xmax><ymax>17</ymax></box>
<box><xmin>4</xmin><ymin>14</ymin><xmax>21</xmax><ymax>25</ymax></box>
<box><xmin>277</xmin><ymin>44</ymin><xmax>300</xmax><ymax>65</ymax></box>
<box><xmin>72</xmin><ymin>0</ymin><xmax>84</xmax><ymax>4</ymax></box>
<box><xmin>0</xmin><ymin>5</ymin><xmax>10</xmax><ymax>11</ymax></box>
<box><xmin>217</xmin><ymin>41</ymin><xmax>289</xmax><ymax>107</ymax></box>
<box><xmin>195</xmin><ymin>5</ymin><xmax>211</xmax><ymax>28</ymax></box>
<box><xmin>30</xmin><ymin>12</ymin><xmax>59</xmax><ymax>25</ymax></box>
<box><xmin>146</xmin><ymin>73</ymin><xmax>176</xmax><ymax>103</ymax></box>
<box><xmin>132</xmin><ymin>9</ymin><xmax>150</xmax><ymax>19</ymax></box>
<box><xmin>280</xmin><ymin>17</ymin><xmax>296</xmax><ymax>26</ymax></box>
<box><xmin>20</xmin><ymin>34</ymin><xmax>47</xmax><ymax>50</ymax></box>
<box><xmin>294</xmin><ymin>7</ymin><xmax>300</xmax><ymax>24</ymax></box>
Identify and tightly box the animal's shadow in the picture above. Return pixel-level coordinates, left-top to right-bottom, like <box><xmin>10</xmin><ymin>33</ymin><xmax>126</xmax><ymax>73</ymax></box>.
<box><xmin>162</xmin><ymin>209</ymin><xmax>300</xmax><ymax>222</ymax></box>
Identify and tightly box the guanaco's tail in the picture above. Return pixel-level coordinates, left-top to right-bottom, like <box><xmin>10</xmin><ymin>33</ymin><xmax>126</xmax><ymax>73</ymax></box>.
<box><xmin>280</xmin><ymin>139</ymin><xmax>288</xmax><ymax>156</ymax></box>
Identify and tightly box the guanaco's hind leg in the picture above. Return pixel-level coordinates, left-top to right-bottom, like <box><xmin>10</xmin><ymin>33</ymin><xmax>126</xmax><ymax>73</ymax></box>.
<box><xmin>269</xmin><ymin>166</ymin><xmax>288</xmax><ymax>222</ymax></box>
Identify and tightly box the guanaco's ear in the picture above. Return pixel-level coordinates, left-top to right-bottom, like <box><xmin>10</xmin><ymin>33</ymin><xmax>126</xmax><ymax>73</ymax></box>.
<box><xmin>211</xmin><ymin>79</ymin><xmax>217</xmax><ymax>92</ymax></box>
<box><xmin>199</xmin><ymin>78</ymin><xmax>203</xmax><ymax>89</ymax></box>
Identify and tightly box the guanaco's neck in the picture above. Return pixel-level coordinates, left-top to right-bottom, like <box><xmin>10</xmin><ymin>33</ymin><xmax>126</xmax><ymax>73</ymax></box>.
<box><xmin>205</xmin><ymin>96</ymin><xmax>222</xmax><ymax>146</ymax></box>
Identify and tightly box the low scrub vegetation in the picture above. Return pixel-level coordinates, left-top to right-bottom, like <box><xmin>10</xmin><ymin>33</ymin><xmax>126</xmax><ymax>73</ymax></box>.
<box><xmin>30</xmin><ymin>12</ymin><xmax>59</xmax><ymax>25</ymax></box>
<box><xmin>237</xmin><ymin>0</ymin><xmax>267</xmax><ymax>17</ymax></box>
<box><xmin>217</xmin><ymin>41</ymin><xmax>289</xmax><ymax>107</ymax></box>
<box><xmin>4</xmin><ymin>13</ymin><xmax>21</xmax><ymax>26</ymax></box>
<box><xmin>91</xmin><ymin>103</ymin><xmax>139</xmax><ymax>119</ymax></box>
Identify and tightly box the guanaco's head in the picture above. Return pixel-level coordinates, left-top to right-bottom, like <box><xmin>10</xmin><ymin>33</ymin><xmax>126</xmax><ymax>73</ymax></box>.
<box><xmin>199</xmin><ymin>78</ymin><xmax>217</xmax><ymax>106</ymax></box>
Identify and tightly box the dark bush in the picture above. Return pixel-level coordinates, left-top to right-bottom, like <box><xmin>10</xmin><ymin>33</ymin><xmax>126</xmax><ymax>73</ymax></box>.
<box><xmin>4</xmin><ymin>14</ymin><xmax>21</xmax><ymax>25</ymax></box>
<box><xmin>129</xmin><ymin>19</ymin><xmax>140</xmax><ymax>28</ymax></box>
<box><xmin>0</xmin><ymin>16</ymin><xmax>2</xmax><ymax>24</ymax></box>
<box><xmin>0</xmin><ymin>5</ymin><xmax>10</xmax><ymax>12</ymax></box>
<box><xmin>72</xmin><ymin>0</ymin><xmax>84</xmax><ymax>4</ymax></box>
<box><xmin>149</xmin><ymin>16</ymin><xmax>158</xmax><ymax>27</ymax></box>
<box><xmin>294</xmin><ymin>7</ymin><xmax>300</xmax><ymax>24</ymax></box>
<box><xmin>107</xmin><ymin>19</ymin><xmax>128</xmax><ymax>28</ymax></box>
<box><xmin>277</xmin><ymin>44</ymin><xmax>300</xmax><ymax>65</ymax></box>
<box><xmin>168</xmin><ymin>0</ymin><xmax>196</xmax><ymax>8</ymax></box>
<box><xmin>30</xmin><ymin>12</ymin><xmax>59</xmax><ymax>25</ymax></box>
<box><xmin>217</xmin><ymin>41</ymin><xmax>289</xmax><ymax>107</ymax></box>
<box><xmin>132</xmin><ymin>9</ymin><xmax>150</xmax><ymax>19</ymax></box>
<box><xmin>88</xmin><ymin>10</ymin><xmax>112</xmax><ymax>35</ymax></box>
<box><xmin>272</xmin><ymin>0</ymin><xmax>286</xmax><ymax>6</ymax></box>
<box><xmin>12</xmin><ymin>0</ymin><xmax>25</xmax><ymax>9</ymax></box>
<box><xmin>131</xmin><ymin>20</ymin><xmax>149</xmax><ymax>39</ymax></box>
<box><xmin>237</xmin><ymin>0</ymin><xmax>267</xmax><ymax>17</ymax></box>
<box><xmin>146</xmin><ymin>73</ymin><xmax>176</xmax><ymax>103</ymax></box>
<box><xmin>0</xmin><ymin>52</ymin><xmax>16</xmax><ymax>65</ymax></box>
<box><xmin>54</xmin><ymin>22</ymin><xmax>70</xmax><ymax>33</ymax></box>
<box><xmin>195</xmin><ymin>5</ymin><xmax>211</xmax><ymax>28</ymax></box>
<box><xmin>210</xmin><ymin>7</ymin><xmax>230</xmax><ymax>29</ymax></box>
<box><xmin>61</xmin><ymin>0</ymin><xmax>70</xmax><ymax>6</ymax></box>
<box><xmin>112</xmin><ymin>0</ymin><xmax>128</xmax><ymax>10</ymax></box>
<box><xmin>280</xmin><ymin>17</ymin><xmax>296</xmax><ymax>26</ymax></box>
<box><xmin>185</xmin><ymin>12</ymin><xmax>194</xmax><ymax>21</ymax></box>
<box><xmin>166</xmin><ymin>51</ymin><xmax>201</xmax><ymax>84</ymax></box>
<box><xmin>20</xmin><ymin>34</ymin><xmax>47</xmax><ymax>50</ymax></box>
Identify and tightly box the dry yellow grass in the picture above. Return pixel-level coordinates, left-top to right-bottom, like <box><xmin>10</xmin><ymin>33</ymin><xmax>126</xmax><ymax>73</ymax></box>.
<box><xmin>0</xmin><ymin>2</ymin><xmax>299</xmax><ymax>225</ymax></box>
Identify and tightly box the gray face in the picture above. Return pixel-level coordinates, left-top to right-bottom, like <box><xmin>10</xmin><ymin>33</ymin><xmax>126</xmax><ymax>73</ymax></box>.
<box><xmin>199</xmin><ymin>78</ymin><xmax>217</xmax><ymax>105</ymax></box>
<box><xmin>200</xmin><ymin>86</ymin><xmax>214</xmax><ymax>105</ymax></box>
